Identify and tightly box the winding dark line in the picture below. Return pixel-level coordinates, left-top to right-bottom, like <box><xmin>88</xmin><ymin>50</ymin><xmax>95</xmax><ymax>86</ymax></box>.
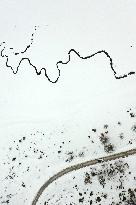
<box><xmin>0</xmin><ymin>38</ymin><xmax>135</xmax><ymax>83</ymax></box>
<box><xmin>2</xmin><ymin>26</ymin><xmax>37</xmax><ymax>56</ymax></box>
<box><xmin>31</xmin><ymin>148</ymin><xmax>136</xmax><ymax>205</ymax></box>
<box><xmin>14</xmin><ymin>26</ymin><xmax>37</xmax><ymax>55</ymax></box>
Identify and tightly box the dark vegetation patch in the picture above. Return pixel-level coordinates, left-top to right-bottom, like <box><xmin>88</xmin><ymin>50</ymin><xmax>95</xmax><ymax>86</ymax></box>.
<box><xmin>99</xmin><ymin>127</ymin><xmax>115</xmax><ymax>153</ymax></box>
<box><xmin>104</xmin><ymin>143</ymin><xmax>114</xmax><ymax>153</ymax></box>
<box><xmin>65</xmin><ymin>151</ymin><xmax>75</xmax><ymax>162</ymax></box>
<box><xmin>89</xmin><ymin>160</ymin><xmax>129</xmax><ymax>188</ymax></box>
<box><xmin>84</xmin><ymin>172</ymin><xmax>92</xmax><ymax>184</ymax></box>
<box><xmin>119</xmin><ymin>132</ymin><xmax>124</xmax><ymax>139</ymax></box>
<box><xmin>127</xmin><ymin>108</ymin><xmax>136</xmax><ymax>118</ymax></box>
<box><xmin>131</xmin><ymin>124</ymin><xmax>136</xmax><ymax>133</ymax></box>
<box><xmin>110</xmin><ymin>188</ymin><xmax>136</xmax><ymax>205</ymax></box>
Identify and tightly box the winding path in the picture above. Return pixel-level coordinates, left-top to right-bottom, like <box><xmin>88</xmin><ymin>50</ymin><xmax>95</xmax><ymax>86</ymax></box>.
<box><xmin>32</xmin><ymin>148</ymin><xmax>136</xmax><ymax>205</ymax></box>
<box><xmin>0</xmin><ymin>28</ymin><xmax>135</xmax><ymax>82</ymax></box>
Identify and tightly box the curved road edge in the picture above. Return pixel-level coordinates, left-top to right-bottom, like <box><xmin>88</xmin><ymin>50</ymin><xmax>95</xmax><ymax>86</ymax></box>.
<box><xmin>32</xmin><ymin>148</ymin><xmax>136</xmax><ymax>205</ymax></box>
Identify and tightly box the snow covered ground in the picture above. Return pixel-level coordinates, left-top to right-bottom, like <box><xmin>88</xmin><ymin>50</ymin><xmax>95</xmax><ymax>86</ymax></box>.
<box><xmin>0</xmin><ymin>1</ymin><xmax>136</xmax><ymax>204</ymax></box>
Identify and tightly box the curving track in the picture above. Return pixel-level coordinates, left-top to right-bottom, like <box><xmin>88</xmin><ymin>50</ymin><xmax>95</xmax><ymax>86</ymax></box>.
<box><xmin>0</xmin><ymin>28</ymin><xmax>135</xmax><ymax>82</ymax></box>
<box><xmin>32</xmin><ymin>148</ymin><xmax>136</xmax><ymax>205</ymax></box>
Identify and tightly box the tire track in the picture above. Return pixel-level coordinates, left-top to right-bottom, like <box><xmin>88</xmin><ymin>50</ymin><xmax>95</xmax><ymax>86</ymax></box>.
<box><xmin>32</xmin><ymin>148</ymin><xmax>136</xmax><ymax>205</ymax></box>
